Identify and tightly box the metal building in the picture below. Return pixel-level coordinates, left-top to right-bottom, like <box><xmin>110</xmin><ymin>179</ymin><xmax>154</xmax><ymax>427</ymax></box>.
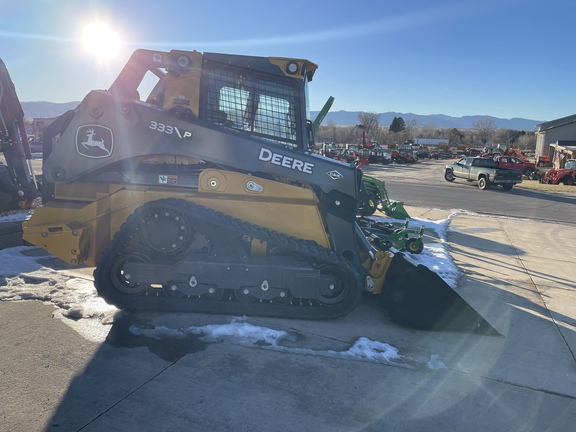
<box><xmin>535</xmin><ymin>114</ymin><xmax>576</xmax><ymax>164</ymax></box>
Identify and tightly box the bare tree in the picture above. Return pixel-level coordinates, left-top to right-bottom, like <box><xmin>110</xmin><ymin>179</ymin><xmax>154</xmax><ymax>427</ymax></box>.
<box><xmin>404</xmin><ymin>118</ymin><xmax>421</xmax><ymax>140</ymax></box>
<box><xmin>316</xmin><ymin>123</ymin><xmax>358</xmax><ymax>145</ymax></box>
<box><xmin>516</xmin><ymin>132</ymin><xmax>536</xmax><ymax>150</ymax></box>
<box><xmin>339</xmin><ymin>126</ymin><xmax>359</xmax><ymax>144</ymax></box>
<box><xmin>448</xmin><ymin>128</ymin><xmax>465</xmax><ymax>146</ymax></box>
<box><xmin>373</xmin><ymin>126</ymin><xmax>390</xmax><ymax>146</ymax></box>
<box><xmin>357</xmin><ymin>112</ymin><xmax>380</xmax><ymax>137</ymax></box>
<box><xmin>418</xmin><ymin>123</ymin><xmax>438</xmax><ymax>138</ymax></box>
<box><xmin>317</xmin><ymin>120</ymin><xmax>338</xmax><ymax>143</ymax></box>
<box><xmin>474</xmin><ymin>117</ymin><xmax>496</xmax><ymax>145</ymax></box>
<box><xmin>495</xmin><ymin>129</ymin><xmax>532</xmax><ymax>149</ymax></box>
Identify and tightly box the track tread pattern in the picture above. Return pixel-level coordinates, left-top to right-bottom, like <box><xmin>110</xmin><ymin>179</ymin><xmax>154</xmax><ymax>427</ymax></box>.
<box><xmin>93</xmin><ymin>198</ymin><xmax>362</xmax><ymax>320</ymax></box>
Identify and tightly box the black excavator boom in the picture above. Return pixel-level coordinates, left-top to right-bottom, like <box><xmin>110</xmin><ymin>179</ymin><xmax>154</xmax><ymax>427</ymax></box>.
<box><xmin>0</xmin><ymin>58</ymin><xmax>39</xmax><ymax>212</ymax></box>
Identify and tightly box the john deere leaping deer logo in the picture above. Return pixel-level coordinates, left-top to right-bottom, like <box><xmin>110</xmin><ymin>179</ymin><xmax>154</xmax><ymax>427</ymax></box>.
<box><xmin>75</xmin><ymin>125</ymin><xmax>114</xmax><ymax>158</ymax></box>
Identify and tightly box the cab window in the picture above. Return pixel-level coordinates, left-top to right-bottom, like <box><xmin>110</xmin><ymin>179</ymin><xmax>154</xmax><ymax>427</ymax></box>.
<box><xmin>203</xmin><ymin>66</ymin><xmax>299</xmax><ymax>148</ymax></box>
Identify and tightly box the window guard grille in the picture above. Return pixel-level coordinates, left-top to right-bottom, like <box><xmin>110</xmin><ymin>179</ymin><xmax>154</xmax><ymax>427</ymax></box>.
<box><xmin>205</xmin><ymin>67</ymin><xmax>298</xmax><ymax>148</ymax></box>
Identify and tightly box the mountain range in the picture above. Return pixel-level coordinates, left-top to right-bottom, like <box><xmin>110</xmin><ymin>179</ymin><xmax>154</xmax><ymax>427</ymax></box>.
<box><xmin>312</xmin><ymin>110</ymin><xmax>544</xmax><ymax>131</ymax></box>
<box><xmin>21</xmin><ymin>101</ymin><xmax>80</xmax><ymax>119</ymax></box>
<box><xmin>20</xmin><ymin>101</ymin><xmax>543</xmax><ymax>131</ymax></box>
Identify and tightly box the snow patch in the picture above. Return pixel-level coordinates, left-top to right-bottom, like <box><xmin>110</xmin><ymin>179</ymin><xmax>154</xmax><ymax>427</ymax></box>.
<box><xmin>427</xmin><ymin>354</ymin><xmax>448</xmax><ymax>370</ymax></box>
<box><xmin>0</xmin><ymin>210</ymin><xmax>32</xmax><ymax>223</ymax></box>
<box><xmin>373</xmin><ymin>214</ymin><xmax>462</xmax><ymax>288</ymax></box>
<box><xmin>130</xmin><ymin>321</ymin><xmax>429</xmax><ymax>368</ymax></box>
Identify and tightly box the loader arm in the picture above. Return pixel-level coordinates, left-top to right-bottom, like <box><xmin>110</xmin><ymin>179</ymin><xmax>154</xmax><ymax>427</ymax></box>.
<box><xmin>0</xmin><ymin>59</ymin><xmax>39</xmax><ymax>212</ymax></box>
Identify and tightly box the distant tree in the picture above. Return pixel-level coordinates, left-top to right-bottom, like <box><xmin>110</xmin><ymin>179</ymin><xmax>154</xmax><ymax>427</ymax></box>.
<box><xmin>316</xmin><ymin>120</ymin><xmax>337</xmax><ymax>143</ymax></box>
<box><xmin>316</xmin><ymin>123</ymin><xmax>359</xmax><ymax>144</ymax></box>
<box><xmin>418</xmin><ymin>123</ymin><xmax>438</xmax><ymax>139</ymax></box>
<box><xmin>373</xmin><ymin>126</ymin><xmax>390</xmax><ymax>145</ymax></box>
<box><xmin>357</xmin><ymin>112</ymin><xmax>380</xmax><ymax>137</ymax></box>
<box><xmin>389</xmin><ymin>116</ymin><xmax>406</xmax><ymax>133</ymax></box>
<box><xmin>473</xmin><ymin>117</ymin><xmax>496</xmax><ymax>145</ymax></box>
<box><xmin>516</xmin><ymin>131</ymin><xmax>536</xmax><ymax>150</ymax></box>
<box><xmin>495</xmin><ymin>129</ymin><xmax>523</xmax><ymax>146</ymax></box>
<box><xmin>448</xmin><ymin>128</ymin><xmax>465</xmax><ymax>146</ymax></box>
<box><xmin>404</xmin><ymin>118</ymin><xmax>421</xmax><ymax>140</ymax></box>
<box><xmin>340</xmin><ymin>126</ymin><xmax>359</xmax><ymax>144</ymax></box>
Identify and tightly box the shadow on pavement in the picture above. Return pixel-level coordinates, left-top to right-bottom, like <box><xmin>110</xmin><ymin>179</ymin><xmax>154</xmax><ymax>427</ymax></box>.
<box><xmin>105</xmin><ymin>312</ymin><xmax>209</xmax><ymax>362</ymax></box>
<box><xmin>512</xmin><ymin>187</ymin><xmax>576</xmax><ymax>205</ymax></box>
<box><xmin>450</xmin><ymin>243</ymin><xmax>575</xmax><ymax>294</ymax></box>
<box><xmin>41</xmin><ymin>277</ymin><xmax>576</xmax><ymax>431</ymax></box>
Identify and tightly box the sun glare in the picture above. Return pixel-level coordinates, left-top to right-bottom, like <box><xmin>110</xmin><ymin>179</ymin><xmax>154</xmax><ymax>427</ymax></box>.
<box><xmin>82</xmin><ymin>23</ymin><xmax>122</xmax><ymax>61</ymax></box>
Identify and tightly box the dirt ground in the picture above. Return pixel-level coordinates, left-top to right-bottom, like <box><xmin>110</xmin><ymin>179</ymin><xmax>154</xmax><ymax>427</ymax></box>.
<box><xmin>515</xmin><ymin>175</ymin><xmax>575</xmax><ymax>193</ymax></box>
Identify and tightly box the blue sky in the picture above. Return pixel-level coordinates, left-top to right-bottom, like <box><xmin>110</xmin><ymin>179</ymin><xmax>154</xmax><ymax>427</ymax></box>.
<box><xmin>1</xmin><ymin>0</ymin><xmax>574</xmax><ymax>122</ymax></box>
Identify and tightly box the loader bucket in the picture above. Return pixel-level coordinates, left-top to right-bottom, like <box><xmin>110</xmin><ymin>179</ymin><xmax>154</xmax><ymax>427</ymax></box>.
<box><xmin>362</xmin><ymin>175</ymin><xmax>411</xmax><ymax>220</ymax></box>
<box><xmin>382</xmin><ymin>253</ymin><xmax>499</xmax><ymax>335</ymax></box>
<box><xmin>382</xmin><ymin>200</ymin><xmax>410</xmax><ymax>220</ymax></box>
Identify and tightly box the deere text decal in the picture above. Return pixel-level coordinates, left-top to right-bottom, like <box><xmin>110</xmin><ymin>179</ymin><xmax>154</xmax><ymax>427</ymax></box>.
<box><xmin>258</xmin><ymin>147</ymin><xmax>314</xmax><ymax>174</ymax></box>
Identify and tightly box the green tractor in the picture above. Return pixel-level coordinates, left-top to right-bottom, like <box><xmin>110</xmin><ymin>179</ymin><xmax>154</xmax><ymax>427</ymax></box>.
<box><xmin>359</xmin><ymin>176</ymin><xmax>424</xmax><ymax>254</ymax></box>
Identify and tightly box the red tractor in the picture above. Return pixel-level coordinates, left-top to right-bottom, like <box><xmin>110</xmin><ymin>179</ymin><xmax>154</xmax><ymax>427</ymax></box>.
<box><xmin>391</xmin><ymin>150</ymin><xmax>415</xmax><ymax>164</ymax></box>
<box><xmin>541</xmin><ymin>159</ymin><xmax>576</xmax><ymax>185</ymax></box>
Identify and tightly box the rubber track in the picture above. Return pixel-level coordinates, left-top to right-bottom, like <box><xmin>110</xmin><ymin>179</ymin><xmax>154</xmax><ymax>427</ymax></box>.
<box><xmin>94</xmin><ymin>198</ymin><xmax>363</xmax><ymax>320</ymax></box>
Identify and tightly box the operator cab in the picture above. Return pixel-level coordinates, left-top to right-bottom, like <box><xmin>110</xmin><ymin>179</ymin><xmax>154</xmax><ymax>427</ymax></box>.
<box><xmin>110</xmin><ymin>49</ymin><xmax>318</xmax><ymax>151</ymax></box>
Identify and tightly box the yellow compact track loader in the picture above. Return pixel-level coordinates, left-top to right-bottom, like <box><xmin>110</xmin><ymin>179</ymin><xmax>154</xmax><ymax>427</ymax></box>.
<box><xmin>1</xmin><ymin>50</ymin><xmax>496</xmax><ymax>332</ymax></box>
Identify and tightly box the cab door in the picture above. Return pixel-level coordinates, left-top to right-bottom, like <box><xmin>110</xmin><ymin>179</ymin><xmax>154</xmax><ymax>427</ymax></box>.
<box><xmin>452</xmin><ymin>158</ymin><xmax>471</xmax><ymax>178</ymax></box>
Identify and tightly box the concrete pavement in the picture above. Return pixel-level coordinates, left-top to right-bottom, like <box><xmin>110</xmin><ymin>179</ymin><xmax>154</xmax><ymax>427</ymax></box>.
<box><xmin>1</xmin><ymin>206</ymin><xmax>575</xmax><ymax>431</ymax></box>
